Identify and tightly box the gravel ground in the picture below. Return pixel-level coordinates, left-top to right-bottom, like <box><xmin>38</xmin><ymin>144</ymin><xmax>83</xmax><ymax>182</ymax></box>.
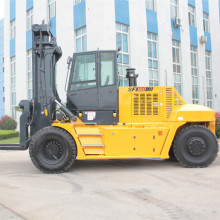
<box><xmin>0</xmin><ymin>146</ymin><xmax>220</xmax><ymax>220</ymax></box>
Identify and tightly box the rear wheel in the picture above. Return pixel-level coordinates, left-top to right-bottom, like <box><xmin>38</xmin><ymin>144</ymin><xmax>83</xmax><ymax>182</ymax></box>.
<box><xmin>173</xmin><ymin>125</ymin><xmax>218</xmax><ymax>168</ymax></box>
<box><xmin>29</xmin><ymin>126</ymin><xmax>77</xmax><ymax>173</ymax></box>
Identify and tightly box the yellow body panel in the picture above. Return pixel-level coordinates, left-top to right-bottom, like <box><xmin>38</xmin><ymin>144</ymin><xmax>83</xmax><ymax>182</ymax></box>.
<box><xmin>52</xmin><ymin>86</ymin><xmax>216</xmax><ymax>160</ymax></box>
<box><xmin>168</xmin><ymin>104</ymin><xmax>215</xmax><ymax>122</ymax></box>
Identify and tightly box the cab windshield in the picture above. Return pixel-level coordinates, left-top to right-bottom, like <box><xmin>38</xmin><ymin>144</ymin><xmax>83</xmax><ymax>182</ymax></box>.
<box><xmin>70</xmin><ymin>54</ymin><xmax>96</xmax><ymax>91</ymax></box>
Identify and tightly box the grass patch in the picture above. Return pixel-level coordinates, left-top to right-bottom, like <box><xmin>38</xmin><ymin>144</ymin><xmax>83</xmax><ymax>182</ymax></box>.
<box><xmin>0</xmin><ymin>136</ymin><xmax>20</xmax><ymax>144</ymax></box>
<box><xmin>0</xmin><ymin>130</ymin><xmax>18</xmax><ymax>135</ymax></box>
<box><xmin>0</xmin><ymin>130</ymin><xmax>19</xmax><ymax>140</ymax></box>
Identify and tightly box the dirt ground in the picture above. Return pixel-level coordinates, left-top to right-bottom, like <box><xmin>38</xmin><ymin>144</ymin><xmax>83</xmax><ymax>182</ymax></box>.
<box><xmin>0</xmin><ymin>149</ymin><xmax>220</xmax><ymax>220</ymax></box>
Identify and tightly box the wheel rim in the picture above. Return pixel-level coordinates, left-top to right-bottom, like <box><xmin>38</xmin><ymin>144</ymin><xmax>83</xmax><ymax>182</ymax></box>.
<box><xmin>38</xmin><ymin>139</ymin><xmax>67</xmax><ymax>165</ymax></box>
<box><xmin>186</xmin><ymin>137</ymin><xmax>207</xmax><ymax>157</ymax></box>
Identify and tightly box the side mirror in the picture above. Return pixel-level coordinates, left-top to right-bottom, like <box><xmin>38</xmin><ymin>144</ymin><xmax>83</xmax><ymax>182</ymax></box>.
<box><xmin>65</xmin><ymin>57</ymin><xmax>73</xmax><ymax>92</ymax></box>
<box><xmin>67</xmin><ymin>56</ymin><xmax>73</xmax><ymax>66</ymax></box>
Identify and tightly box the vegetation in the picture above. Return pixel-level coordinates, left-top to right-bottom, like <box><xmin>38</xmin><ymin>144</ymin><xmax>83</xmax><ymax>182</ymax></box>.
<box><xmin>0</xmin><ymin>115</ymin><xmax>17</xmax><ymax>130</ymax></box>
<box><xmin>0</xmin><ymin>136</ymin><xmax>19</xmax><ymax>144</ymax></box>
<box><xmin>0</xmin><ymin>130</ymin><xmax>19</xmax><ymax>140</ymax></box>
<box><xmin>216</xmin><ymin>112</ymin><xmax>220</xmax><ymax>139</ymax></box>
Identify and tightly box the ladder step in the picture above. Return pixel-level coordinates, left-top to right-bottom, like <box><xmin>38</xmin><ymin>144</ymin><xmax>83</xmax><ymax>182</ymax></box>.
<box><xmin>77</xmin><ymin>133</ymin><xmax>103</xmax><ymax>136</ymax></box>
<box><xmin>81</xmin><ymin>144</ymin><xmax>104</xmax><ymax>147</ymax></box>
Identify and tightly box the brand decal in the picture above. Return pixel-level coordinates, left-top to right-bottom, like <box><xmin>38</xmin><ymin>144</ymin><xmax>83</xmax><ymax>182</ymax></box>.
<box><xmin>128</xmin><ymin>87</ymin><xmax>154</xmax><ymax>92</ymax></box>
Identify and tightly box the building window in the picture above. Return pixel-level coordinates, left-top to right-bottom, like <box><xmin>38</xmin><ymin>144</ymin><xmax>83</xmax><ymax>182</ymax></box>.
<box><xmin>188</xmin><ymin>5</ymin><xmax>196</xmax><ymax>27</ymax></box>
<box><xmin>116</xmin><ymin>23</ymin><xmax>129</xmax><ymax>86</ymax></box>
<box><xmin>27</xmin><ymin>50</ymin><xmax>32</xmax><ymax>100</ymax></box>
<box><xmin>172</xmin><ymin>40</ymin><xmax>182</xmax><ymax>95</ymax></box>
<box><xmin>10</xmin><ymin>57</ymin><xmax>16</xmax><ymax>118</ymax></box>
<box><xmin>26</xmin><ymin>8</ymin><xmax>33</xmax><ymax>31</ymax></box>
<box><xmin>76</xmin><ymin>26</ymin><xmax>87</xmax><ymax>52</ymax></box>
<box><xmin>190</xmin><ymin>46</ymin><xmax>199</xmax><ymax>104</ymax></box>
<box><xmin>148</xmin><ymin>33</ymin><xmax>159</xmax><ymax>86</ymax></box>
<box><xmin>146</xmin><ymin>0</ymin><xmax>155</xmax><ymax>11</ymax></box>
<box><xmin>74</xmin><ymin>0</ymin><xmax>84</xmax><ymax>5</ymax></box>
<box><xmin>203</xmin><ymin>13</ymin><xmax>209</xmax><ymax>32</ymax></box>
<box><xmin>10</xmin><ymin>20</ymin><xmax>16</xmax><ymax>40</ymax></box>
<box><xmin>205</xmin><ymin>51</ymin><xmax>212</xmax><ymax>108</ymax></box>
<box><xmin>170</xmin><ymin>0</ymin><xmax>178</xmax><ymax>18</ymax></box>
<box><xmin>48</xmin><ymin>0</ymin><xmax>56</xmax><ymax>19</ymax></box>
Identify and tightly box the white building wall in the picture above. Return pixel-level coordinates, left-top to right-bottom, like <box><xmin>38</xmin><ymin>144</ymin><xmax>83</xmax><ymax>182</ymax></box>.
<box><xmin>4</xmin><ymin>0</ymin><xmax>10</xmax><ymax>117</ymax></box>
<box><xmin>157</xmin><ymin>0</ymin><xmax>173</xmax><ymax>87</ymax></box>
<box><xmin>196</xmin><ymin>0</ymin><xmax>206</xmax><ymax>106</ymax></box>
<box><xmin>56</xmin><ymin>0</ymin><xmax>75</xmax><ymax>101</ymax></box>
<box><xmin>129</xmin><ymin>0</ymin><xmax>148</xmax><ymax>86</ymax></box>
<box><xmin>86</xmin><ymin>0</ymin><xmax>116</xmax><ymax>51</ymax></box>
<box><xmin>16</xmin><ymin>1</ymin><xmax>27</xmax><ymax>102</ymax></box>
<box><xmin>33</xmin><ymin>0</ymin><xmax>47</xmax><ymax>24</ymax></box>
<box><xmin>179</xmin><ymin>0</ymin><xmax>192</xmax><ymax>103</ymax></box>
<box><xmin>209</xmin><ymin>0</ymin><xmax>220</xmax><ymax>111</ymax></box>
<box><xmin>3</xmin><ymin>0</ymin><xmax>220</xmax><ymax>124</ymax></box>
<box><xmin>15</xmin><ymin>0</ymin><xmax>27</xmax><ymax>121</ymax></box>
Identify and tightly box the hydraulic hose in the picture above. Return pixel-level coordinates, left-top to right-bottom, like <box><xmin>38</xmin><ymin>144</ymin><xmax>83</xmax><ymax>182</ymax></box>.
<box><xmin>55</xmin><ymin>100</ymin><xmax>77</xmax><ymax>122</ymax></box>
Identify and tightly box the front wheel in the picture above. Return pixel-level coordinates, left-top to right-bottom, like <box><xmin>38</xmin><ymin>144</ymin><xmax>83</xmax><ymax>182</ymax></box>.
<box><xmin>173</xmin><ymin>125</ymin><xmax>218</xmax><ymax>168</ymax></box>
<box><xmin>29</xmin><ymin>126</ymin><xmax>77</xmax><ymax>173</ymax></box>
<box><xmin>168</xmin><ymin>145</ymin><xmax>178</xmax><ymax>162</ymax></box>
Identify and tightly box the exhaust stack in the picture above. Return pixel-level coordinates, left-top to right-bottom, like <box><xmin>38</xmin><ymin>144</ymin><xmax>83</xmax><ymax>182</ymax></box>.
<box><xmin>126</xmin><ymin>68</ymin><xmax>138</xmax><ymax>86</ymax></box>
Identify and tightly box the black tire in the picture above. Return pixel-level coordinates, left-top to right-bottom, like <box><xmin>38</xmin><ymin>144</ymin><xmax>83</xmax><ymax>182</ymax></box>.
<box><xmin>29</xmin><ymin>126</ymin><xmax>77</xmax><ymax>173</ymax></box>
<box><xmin>169</xmin><ymin>145</ymin><xmax>178</xmax><ymax>162</ymax></box>
<box><xmin>173</xmin><ymin>125</ymin><xmax>218</xmax><ymax>168</ymax></box>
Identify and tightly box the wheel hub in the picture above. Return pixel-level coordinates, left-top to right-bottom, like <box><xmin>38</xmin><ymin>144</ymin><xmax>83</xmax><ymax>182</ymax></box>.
<box><xmin>45</xmin><ymin>141</ymin><xmax>63</xmax><ymax>160</ymax></box>
<box><xmin>187</xmin><ymin>137</ymin><xmax>207</xmax><ymax>157</ymax></box>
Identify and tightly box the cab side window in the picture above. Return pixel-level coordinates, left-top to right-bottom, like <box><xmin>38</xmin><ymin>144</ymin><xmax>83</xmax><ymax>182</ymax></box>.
<box><xmin>100</xmin><ymin>53</ymin><xmax>115</xmax><ymax>86</ymax></box>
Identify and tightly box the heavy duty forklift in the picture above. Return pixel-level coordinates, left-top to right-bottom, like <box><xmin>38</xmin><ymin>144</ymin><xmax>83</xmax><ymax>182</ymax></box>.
<box><xmin>0</xmin><ymin>24</ymin><xmax>218</xmax><ymax>173</ymax></box>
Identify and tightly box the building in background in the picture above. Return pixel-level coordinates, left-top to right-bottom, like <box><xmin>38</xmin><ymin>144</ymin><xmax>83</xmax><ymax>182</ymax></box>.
<box><xmin>0</xmin><ymin>19</ymin><xmax>4</xmax><ymax>118</ymax></box>
<box><xmin>1</xmin><ymin>0</ymin><xmax>220</xmax><ymax>122</ymax></box>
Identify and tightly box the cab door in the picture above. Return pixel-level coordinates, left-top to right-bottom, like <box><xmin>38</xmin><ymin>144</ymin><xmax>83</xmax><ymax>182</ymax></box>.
<box><xmin>98</xmin><ymin>51</ymin><xmax>118</xmax><ymax>110</ymax></box>
<box><xmin>67</xmin><ymin>52</ymin><xmax>99</xmax><ymax>110</ymax></box>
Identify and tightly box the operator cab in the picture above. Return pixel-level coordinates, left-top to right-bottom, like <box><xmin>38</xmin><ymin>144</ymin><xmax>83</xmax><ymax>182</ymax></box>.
<box><xmin>67</xmin><ymin>50</ymin><xmax>118</xmax><ymax>125</ymax></box>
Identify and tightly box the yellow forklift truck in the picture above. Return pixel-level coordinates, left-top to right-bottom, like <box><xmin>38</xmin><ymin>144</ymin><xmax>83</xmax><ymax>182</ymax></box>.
<box><xmin>0</xmin><ymin>24</ymin><xmax>218</xmax><ymax>173</ymax></box>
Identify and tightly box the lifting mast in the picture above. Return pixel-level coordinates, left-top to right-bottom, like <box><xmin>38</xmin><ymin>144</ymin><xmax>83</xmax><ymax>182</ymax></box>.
<box><xmin>0</xmin><ymin>23</ymin><xmax>72</xmax><ymax>150</ymax></box>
